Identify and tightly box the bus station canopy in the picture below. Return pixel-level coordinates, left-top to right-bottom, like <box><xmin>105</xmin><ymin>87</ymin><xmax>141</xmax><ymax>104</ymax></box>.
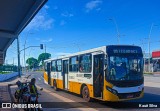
<box><xmin>0</xmin><ymin>0</ymin><xmax>47</xmax><ymax>64</ymax></box>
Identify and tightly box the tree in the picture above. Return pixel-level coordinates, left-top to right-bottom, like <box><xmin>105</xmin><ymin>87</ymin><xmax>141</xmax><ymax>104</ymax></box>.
<box><xmin>38</xmin><ymin>53</ymin><xmax>51</xmax><ymax>65</ymax></box>
<box><xmin>26</xmin><ymin>57</ymin><xmax>39</xmax><ymax>69</ymax></box>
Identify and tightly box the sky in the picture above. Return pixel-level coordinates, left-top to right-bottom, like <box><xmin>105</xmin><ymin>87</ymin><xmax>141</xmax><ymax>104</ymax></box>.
<box><xmin>5</xmin><ymin>0</ymin><xmax>160</xmax><ymax>65</ymax></box>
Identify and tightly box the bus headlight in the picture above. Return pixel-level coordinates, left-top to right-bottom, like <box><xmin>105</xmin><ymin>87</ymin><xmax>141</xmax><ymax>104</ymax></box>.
<box><xmin>106</xmin><ymin>86</ymin><xmax>118</xmax><ymax>95</ymax></box>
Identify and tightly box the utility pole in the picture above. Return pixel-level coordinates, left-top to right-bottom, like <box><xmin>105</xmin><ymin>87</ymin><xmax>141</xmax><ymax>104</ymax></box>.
<box><xmin>140</xmin><ymin>39</ymin><xmax>146</xmax><ymax>72</ymax></box>
<box><xmin>148</xmin><ymin>23</ymin><xmax>153</xmax><ymax>72</ymax></box>
<box><xmin>16</xmin><ymin>43</ymin><xmax>43</xmax><ymax>77</ymax></box>
<box><xmin>13</xmin><ymin>57</ymin><xmax>14</xmax><ymax>65</ymax></box>
<box><xmin>24</xmin><ymin>32</ymin><xmax>34</xmax><ymax>74</ymax></box>
<box><xmin>45</xmin><ymin>44</ymin><xmax>46</xmax><ymax>60</ymax></box>
<box><xmin>24</xmin><ymin>45</ymin><xmax>25</xmax><ymax>73</ymax></box>
<box><xmin>148</xmin><ymin>23</ymin><xmax>158</xmax><ymax>72</ymax></box>
<box><xmin>22</xmin><ymin>59</ymin><xmax>23</xmax><ymax>69</ymax></box>
<box><xmin>17</xmin><ymin>37</ymin><xmax>21</xmax><ymax>77</ymax></box>
<box><xmin>109</xmin><ymin>17</ymin><xmax>120</xmax><ymax>45</ymax></box>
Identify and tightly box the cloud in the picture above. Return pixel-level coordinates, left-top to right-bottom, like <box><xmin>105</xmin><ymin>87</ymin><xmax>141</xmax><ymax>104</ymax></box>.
<box><xmin>60</xmin><ymin>12</ymin><xmax>73</xmax><ymax>26</ymax></box>
<box><xmin>25</xmin><ymin>5</ymin><xmax>54</xmax><ymax>31</ymax></box>
<box><xmin>41</xmin><ymin>38</ymin><xmax>53</xmax><ymax>43</ymax></box>
<box><xmin>60</xmin><ymin>20</ymin><xmax>66</xmax><ymax>26</ymax></box>
<box><xmin>61</xmin><ymin>12</ymin><xmax>74</xmax><ymax>17</ymax></box>
<box><xmin>44</xmin><ymin>5</ymin><xmax>49</xmax><ymax>9</ymax></box>
<box><xmin>85</xmin><ymin>0</ymin><xmax>102</xmax><ymax>12</ymax></box>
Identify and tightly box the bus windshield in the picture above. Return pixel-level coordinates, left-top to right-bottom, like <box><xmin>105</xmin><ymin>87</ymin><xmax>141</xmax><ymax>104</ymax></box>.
<box><xmin>108</xmin><ymin>56</ymin><xmax>143</xmax><ymax>81</ymax></box>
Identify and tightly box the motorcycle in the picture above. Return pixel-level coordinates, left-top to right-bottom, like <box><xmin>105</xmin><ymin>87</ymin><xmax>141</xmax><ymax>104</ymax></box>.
<box><xmin>23</xmin><ymin>89</ymin><xmax>43</xmax><ymax>111</ymax></box>
<box><xmin>15</xmin><ymin>81</ymin><xmax>30</xmax><ymax>103</ymax></box>
<box><xmin>14</xmin><ymin>75</ymin><xmax>31</xmax><ymax>103</ymax></box>
<box><xmin>14</xmin><ymin>75</ymin><xmax>43</xmax><ymax>111</ymax></box>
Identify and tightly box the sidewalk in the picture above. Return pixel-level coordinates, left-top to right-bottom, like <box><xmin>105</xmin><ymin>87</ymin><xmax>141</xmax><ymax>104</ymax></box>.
<box><xmin>0</xmin><ymin>83</ymin><xmax>15</xmax><ymax>111</ymax></box>
<box><xmin>0</xmin><ymin>75</ymin><xmax>23</xmax><ymax>111</ymax></box>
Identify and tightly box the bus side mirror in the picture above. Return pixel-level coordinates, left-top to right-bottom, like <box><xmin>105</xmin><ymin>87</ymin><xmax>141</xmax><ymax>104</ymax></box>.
<box><xmin>104</xmin><ymin>65</ymin><xmax>108</xmax><ymax>71</ymax></box>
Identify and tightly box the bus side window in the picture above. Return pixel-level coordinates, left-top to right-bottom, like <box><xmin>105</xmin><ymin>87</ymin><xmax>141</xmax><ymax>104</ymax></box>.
<box><xmin>69</xmin><ymin>56</ymin><xmax>78</xmax><ymax>72</ymax></box>
<box><xmin>79</xmin><ymin>54</ymin><xmax>92</xmax><ymax>73</ymax></box>
<box><xmin>51</xmin><ymin>61</ymin><xmax>56</xmax><ymax>72</ymax></box>
<box><xmin>57</xmin><ymin>60</ymin><xmax>62</xmax><ymax>72</ymax></box>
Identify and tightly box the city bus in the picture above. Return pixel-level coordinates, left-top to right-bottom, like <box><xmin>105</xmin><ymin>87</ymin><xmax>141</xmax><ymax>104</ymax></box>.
<box><xmin>43</xmin><ymin>45</ymin><xmax>144</xmax><ymax>102</ymax></box>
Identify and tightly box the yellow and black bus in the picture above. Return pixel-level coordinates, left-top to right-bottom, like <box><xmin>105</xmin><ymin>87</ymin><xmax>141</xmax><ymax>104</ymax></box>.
<box><xmin>44</xmin><ymin>45</ymin><xmax>144</xmax><ymax>101</ymax></box>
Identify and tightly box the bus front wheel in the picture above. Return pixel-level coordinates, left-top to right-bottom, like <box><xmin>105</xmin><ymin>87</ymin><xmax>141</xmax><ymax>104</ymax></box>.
<box><xmin>82</xmin><ymin>86</ymin><xmax>91</xmax><ymax>102</ymax></box>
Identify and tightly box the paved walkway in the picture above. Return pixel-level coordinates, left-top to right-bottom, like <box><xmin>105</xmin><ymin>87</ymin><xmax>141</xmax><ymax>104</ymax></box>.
<box><xmin>0</xmin><ymin>83</ymin><xmax>16</xmax><ymax>111</ymax></box>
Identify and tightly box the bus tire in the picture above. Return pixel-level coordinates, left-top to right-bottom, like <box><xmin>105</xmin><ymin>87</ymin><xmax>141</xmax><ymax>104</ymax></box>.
<box><xmin>53</xmin><ymin>80</ymin><xmax>58</xmax><ymax>91</ymax></box>
<box><xmin>82</xmin><ymin>86</ymin><xmax>91</xmax><ymax>102</ymax></box>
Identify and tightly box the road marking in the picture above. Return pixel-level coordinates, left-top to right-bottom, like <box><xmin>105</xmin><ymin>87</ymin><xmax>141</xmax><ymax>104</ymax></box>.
<box><xmin>41</xmin><ymin>76</ymin><xmax>43</xmax><ymax>79</ymax></box>
<box><xmin>36</xmin><ymin>85</ymin><xmax>98</xmax><ymax>111</ymax></box>
<box><xmin>38</xmin><ymin>78</ymin><xmax>41</xmax><ymax>81</ymax></box>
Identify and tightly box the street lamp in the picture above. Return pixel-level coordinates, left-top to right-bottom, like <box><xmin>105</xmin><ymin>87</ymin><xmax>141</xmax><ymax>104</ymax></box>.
<box><xmin>109</xmin><ymin>18</ymin><xmax>120</xmax><ymax>45</ymax></box>
<box><xmin>148</xmin><ymin>23</ymin><xmax>158</xmax><ymax>72</ymax></box>
<box><xmin>139</xmin><ymin>39</ymin><xmax>145</xmax><ymax>51</ymax></box>
<box><xmin>140</xmin><ymin>39</ymin><xmax>146</xmax><ymax>72</ymax></box>
<box><xmin>24</xmin><ymin>32</ymin><xmax>34</xmax><ymax>74</ymax></box>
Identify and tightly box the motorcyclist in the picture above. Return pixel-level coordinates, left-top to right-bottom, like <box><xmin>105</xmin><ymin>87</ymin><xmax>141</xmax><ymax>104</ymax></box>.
<box><xmin>29</xmin><ymin>78</ymin><xmax>42</xmax><ymax>111</ymax></box>
<box><xmin>29</xmin><ymin>78</ymin><xmax>38</xmax><ymax>96</ymax></box>
<box><xmin>15</xmin><ymin>81</ymin><xmax>23</xmax><ymax>102</ymax></box>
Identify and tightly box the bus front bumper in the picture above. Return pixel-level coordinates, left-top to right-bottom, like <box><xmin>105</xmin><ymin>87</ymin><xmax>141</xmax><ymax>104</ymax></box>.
<box><xmin>103</xmin><ymin>88</ymin><xmax>144</xmax><ymax>101</ymax></box>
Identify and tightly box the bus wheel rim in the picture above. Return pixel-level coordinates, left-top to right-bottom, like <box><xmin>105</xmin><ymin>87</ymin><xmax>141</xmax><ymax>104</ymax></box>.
<box><xmin>83</xmin><ymin>87</ymin><xmax>89</xmax><ymax>99</ymax></box>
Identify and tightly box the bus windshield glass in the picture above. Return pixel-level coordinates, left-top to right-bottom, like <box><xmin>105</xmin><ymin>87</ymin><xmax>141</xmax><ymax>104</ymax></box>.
<box><xmin>108</xmin><ymin>56</ymin><xmax>143</xmax><ymax>81</ymax></box>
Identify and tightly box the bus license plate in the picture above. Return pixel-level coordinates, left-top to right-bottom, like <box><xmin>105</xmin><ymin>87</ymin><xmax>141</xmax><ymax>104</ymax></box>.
<box><xmin>127</xmin><ymin>95</ymin><xmax>133</xmax><ymax>98</ymax></box>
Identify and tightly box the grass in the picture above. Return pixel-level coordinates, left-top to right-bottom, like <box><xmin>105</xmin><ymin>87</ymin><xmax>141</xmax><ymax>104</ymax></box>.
<box><xmin>144</xmin><ymin>72</ymin><xmax>153</xmax><ymax>75</ymax></box>
<box><xmin>35</xmin><ymin>70</ymin><xmax>44</xmax><ymax>72</ymax></box>
<box><xmin>0</xmin><ymin>71</ymin><xmax>13</xmax><ymax>74</ymax></box>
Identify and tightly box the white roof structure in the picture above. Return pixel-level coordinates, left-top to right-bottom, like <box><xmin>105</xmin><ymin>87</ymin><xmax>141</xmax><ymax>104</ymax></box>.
<box><xmin>0</xmin><ymin>0</ymin><xmax>47</xmax><ymax>64</ymax></box>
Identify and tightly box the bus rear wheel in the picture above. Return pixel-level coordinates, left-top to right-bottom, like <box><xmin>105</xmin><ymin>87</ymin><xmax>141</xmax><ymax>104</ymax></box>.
<box><xmin>82</xmin><ymin>86</ymin><xmax>91</xmax><ymax>102</ymax></box>
<box><xmin>53</xmin><ymin>80</ymin><xmax>58</xmax><ymax>91</ymax></box>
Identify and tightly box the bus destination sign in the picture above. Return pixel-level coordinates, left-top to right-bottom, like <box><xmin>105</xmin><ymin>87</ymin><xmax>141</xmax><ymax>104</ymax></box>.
<box><xmin>113</xmin><ymin>49</ymin><xmax>138</xmax><ymax>54</ymax></box>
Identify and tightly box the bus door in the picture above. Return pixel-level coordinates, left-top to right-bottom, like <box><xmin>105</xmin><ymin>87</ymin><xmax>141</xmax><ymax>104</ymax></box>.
<box><xmin>62</xmin><ymin>60</ymin><xmax>69</xmax><ymax>89</ymax></box>
<box><xmin>47</xmin><ymin>62</ymin><xmax>51</xmax><ymax>85</ymax></box>
<box><xmin>93</xmin><ymin>54</ymin><xmax>104</xmax><ymax>98</ymax></box>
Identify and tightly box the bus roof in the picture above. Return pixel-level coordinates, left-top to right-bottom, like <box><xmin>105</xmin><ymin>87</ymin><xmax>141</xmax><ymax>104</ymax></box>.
<box><xmin>106</xmin><ymin>45</ymin><xmax>141</xmax><ymax>48</ymax></box>
<box><xmin>44</xmin><ymin>45</ymin><xmax>141</xmax><ymax>62</ymax></box>
<box><xmin>44</xmin><ymin>46</ymin><xmax>106</xmax><ymax>62</ymax></box>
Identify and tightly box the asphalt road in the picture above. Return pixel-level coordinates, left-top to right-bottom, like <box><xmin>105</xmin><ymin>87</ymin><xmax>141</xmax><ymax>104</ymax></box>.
<box><xmin>13</xmin><ymin>72</ymin><xmax>160</xmax><ymax>111</ymax></box>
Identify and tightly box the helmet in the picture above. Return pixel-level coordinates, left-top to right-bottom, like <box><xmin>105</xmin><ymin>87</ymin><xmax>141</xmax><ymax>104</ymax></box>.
<box><xmin>31</xmin><ymin>78</ymin><xmax>36</xmax><ymax>82</ymax></box>
<box><xmin>16</xmin><ymin>81</ymin><xmax>22</xmax><ymax>87</ymax></box>
<box><xmin>31</xmin><ymin>78</ymin><xmax>36</xmax><ymax>84</ymax></box>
